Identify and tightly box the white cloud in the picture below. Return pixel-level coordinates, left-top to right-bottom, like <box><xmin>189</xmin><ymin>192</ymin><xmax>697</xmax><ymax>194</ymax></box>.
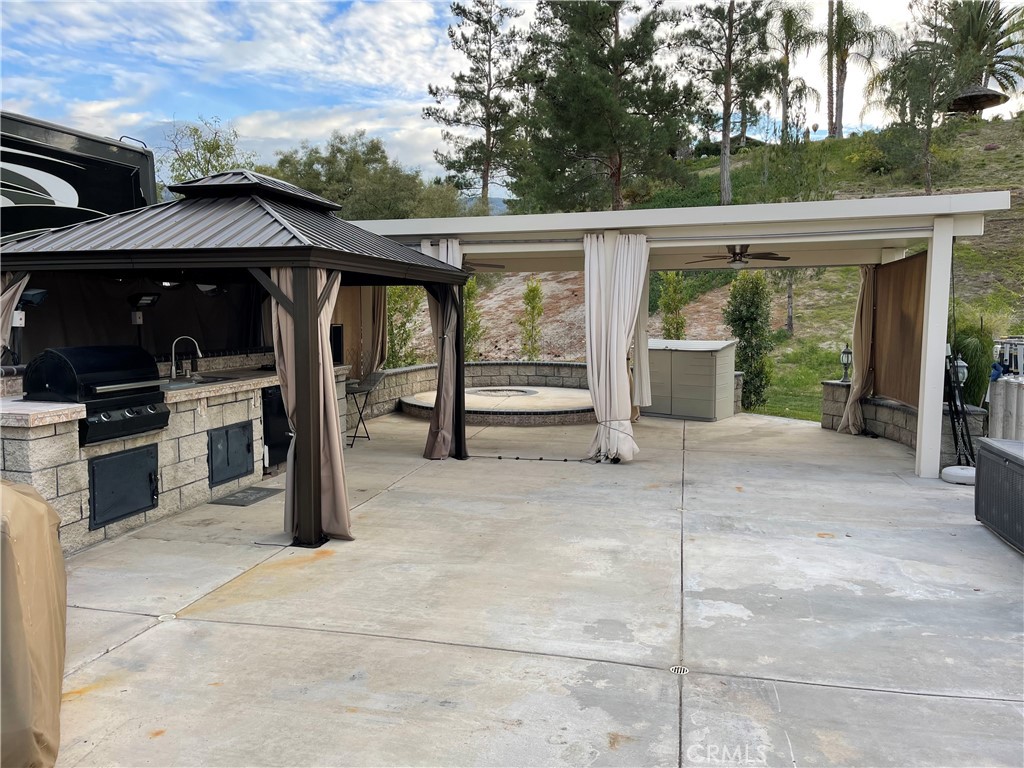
<box><xmin>234</xmin><ymin>100</ymin><xmax>448</xmax><ymax>177</ymax></box>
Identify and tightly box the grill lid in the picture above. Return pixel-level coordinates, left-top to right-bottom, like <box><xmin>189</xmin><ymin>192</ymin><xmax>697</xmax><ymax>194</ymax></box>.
<box><xmin>23</xmin><ymin>345</ymin><xmax>161</xmax><ymax>403</ymax></box>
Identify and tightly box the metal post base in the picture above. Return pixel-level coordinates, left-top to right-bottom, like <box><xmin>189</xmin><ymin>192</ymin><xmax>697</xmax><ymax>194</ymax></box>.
<box><xmin>290</xmin><ymin>534</ymin><xmax>330</xmax><ymax>549</ymax></box>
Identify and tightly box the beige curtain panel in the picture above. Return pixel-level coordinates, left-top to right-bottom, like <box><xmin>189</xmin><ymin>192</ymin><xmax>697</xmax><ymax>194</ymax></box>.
<box><xmin>366</xmin><ymin>285</ymin><xmax>388</xmax><ymax>375</ymax></box>
<box><xmin>838</xmin><ymin>265</ymin><xmax>877</xmax><ymax>434</ymax></box>
<box><xmin>1</xmin><ymin>272</ymin><xmax>30</xmax><ymax>358</ymax></box>
<box><xmin>632</xmin><ymin>269</ymin><xmax>652</xmax><ymax>409</ymax></box>
<box><xmin>271</xmin><ymin>267</ymin><xmax>352</xmax><ymax>540</ymax></box>
<box><xmin>424</xmin><ymin>239</ymin><xmax>463</xmax><ymax>460</ymax></box>
<box><xmin>1</xmin><ymin>481</ymin><xmax>66</xmax><ymax>768</ymax></box>
<box><xmin>585</xmin><ymin>233</ymin><xmax>650</xmax><ymax>462</ymax></box>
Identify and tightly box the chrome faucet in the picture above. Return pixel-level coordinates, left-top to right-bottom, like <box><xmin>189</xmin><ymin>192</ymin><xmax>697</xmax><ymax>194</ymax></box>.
<box><xmin>170</xmin><ymin>336</ymin><xmax>203</xmax><ymax>379</ymax></box>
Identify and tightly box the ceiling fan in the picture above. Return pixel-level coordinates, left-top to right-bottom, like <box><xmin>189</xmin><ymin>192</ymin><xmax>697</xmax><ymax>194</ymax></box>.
<box><xmin>686</xmin><ymin>244</ymin><xmax>790</xmax><ymax>269</ymax></box>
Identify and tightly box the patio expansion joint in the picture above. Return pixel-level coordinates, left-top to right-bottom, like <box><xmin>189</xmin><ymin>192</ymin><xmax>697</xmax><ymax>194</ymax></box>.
<box><xmin>173</xmin><ymin>614</ymin><xmax>675</xmax><ymax>675</ymax></box>
<box><xmin>62</xmin><ymin>606</ymin><xmax>160</xmax><ymax>679</ymax></box>
<box><xmin>688</xmin><ymin>668</ymin><xmax>1024</xmax><ymax>704</ymax></box>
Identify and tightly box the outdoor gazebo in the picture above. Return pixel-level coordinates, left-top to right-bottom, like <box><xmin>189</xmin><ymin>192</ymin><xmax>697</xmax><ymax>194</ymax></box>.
<box><xmin>1</xmin><ymin>171</ymin><xmax>470</xmax><ymax>548</ymax></box>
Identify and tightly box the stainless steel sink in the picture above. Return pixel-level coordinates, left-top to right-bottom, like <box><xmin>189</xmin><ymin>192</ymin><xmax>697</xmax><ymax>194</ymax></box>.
<box><xmin>160</xmin><ymin>375</ymin><xmax>233</xmax><ymax>391</ymax></box>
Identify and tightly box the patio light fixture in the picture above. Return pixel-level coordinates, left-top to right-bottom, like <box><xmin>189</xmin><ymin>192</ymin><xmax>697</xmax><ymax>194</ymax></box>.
<box><xmin>953</xmin><ymin>354</ymin><xmax>969</xmax><ymax>385</ymax></box>
<box><xmin>840</xmin><ymin>343</ymin><xmax>853</xmax><ymax>383</ymax></box>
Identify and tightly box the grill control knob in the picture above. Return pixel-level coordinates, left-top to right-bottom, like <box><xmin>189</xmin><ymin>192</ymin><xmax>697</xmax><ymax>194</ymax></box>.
<box><xmin>99</xmin><ymin>412</ymin><xmax>111</xmax><ymax>422</ymax></box>
<box><xmin>124</xmin><ymin>408</ymin><xmax>135</xmax><ymax>418</ymax></box>
<box><xmin>147</xmin><ymin>404</ymin><xmax>158</xmax><ymax>414</ymax></box>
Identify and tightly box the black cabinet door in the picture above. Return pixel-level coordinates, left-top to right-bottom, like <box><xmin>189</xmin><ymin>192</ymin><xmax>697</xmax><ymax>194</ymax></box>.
<box><xmin>208</xmin><ymin>421</ymin><xmax>254</xmax><ymax>487</ymax></box>
<box><xmin>89</xmin><ymin>445</ymin><xmax>158</xmax><ymax>529</ymax></box>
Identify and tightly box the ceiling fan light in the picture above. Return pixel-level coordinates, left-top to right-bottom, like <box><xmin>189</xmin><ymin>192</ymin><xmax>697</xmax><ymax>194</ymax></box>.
<box><xmin>728</xmin><ymin>259</ymin><xmax>747</xmax><ymax>270</ymax></box>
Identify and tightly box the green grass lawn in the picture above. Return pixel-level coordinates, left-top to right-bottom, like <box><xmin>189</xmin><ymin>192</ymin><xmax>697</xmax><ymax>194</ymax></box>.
<box><xmin>753</xmin><ymin>337</ymin><xmax>847</xmax><ymax>422</ymax></box>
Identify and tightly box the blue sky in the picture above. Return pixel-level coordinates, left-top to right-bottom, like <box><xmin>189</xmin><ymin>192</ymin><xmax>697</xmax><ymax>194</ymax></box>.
<box><xmin>3</xmin><ymin>0</ymin><xmax>1021</xmax><ymax>186</ymax></box>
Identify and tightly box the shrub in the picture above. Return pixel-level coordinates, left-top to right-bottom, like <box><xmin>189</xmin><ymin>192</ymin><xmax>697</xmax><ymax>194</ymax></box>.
<box><xmin>659</xmin><ymin>272</ymin><xmax>687</xmax><ymax>339</ymax></box>
<box><xmin>723</xmin><ymin>271</ymin><xmax>775</xmax><ymax>409</ymax></box>
<box><xmin>385</xmin><ymin>285</ymin><xmax>422</xmax><ymax>368</ymax></box>
<box><xmin>949</xmin><ymin>315</ymin><xmax>994</xmax><ymax>407</ymax></box>
<box><xmin>519</xmin><ymin>276</ymin><xmax>543</xmax><ymax>360</ymax></box>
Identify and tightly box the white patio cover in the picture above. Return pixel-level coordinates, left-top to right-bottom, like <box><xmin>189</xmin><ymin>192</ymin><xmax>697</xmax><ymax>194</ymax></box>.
<box><xmin>271</xmin><ymin>267</ymin><xmax>352</xmax><ymax>540</ymax></box>
<box><xmin>585</xmin><ymin>233</ymin><xmax>650</xmax><ymax>462</ymax></box>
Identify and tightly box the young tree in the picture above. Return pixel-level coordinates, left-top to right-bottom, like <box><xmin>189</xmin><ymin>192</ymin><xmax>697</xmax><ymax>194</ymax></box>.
<box><xmin>161</xmin><ymin>115</ymin><xmax>257</xmax><ymax>185</ymax></box>
<box><xmin>519</xmin><ymin>276</ymin><xmax>543</xmax><ymax>360</ymax></box>
<box><xmin>658</xmin><ymin>271</ymin><xmax>688</xmax><ymax>339</ymax></box>
<box><xmin>463</xmin><ymin>276</ymin><xmax>484</xmax><ymax>361</ymax></box>
<box><xmin>767</xmin><ymin>2</ymin><xmax>821</xmax><ymax>142</ymax></box>
<box><xmin>864</xmin><ymin>0</ymin><xmax>975</xmax><ymax>193</ymax></box>
<box><xmin>424</xmin><ymin>0</ymin><xmax>523</xmax><ymax>213</ymax></box>
<box><xmin>723</xmin><ymin>271</ymin><xmax>774</xmax><ymax>409</ymax></box>
<box><xmin>385</xmin><ymin>286</ymin><xmax>424</xmax><ymax>369</ymax></box>
<box><xmin>680</xmin><ymin>0</ymin><xmax>772</xmax><ymax>205</ymax></box>
<box><xmin>511</xmin><ymin>0</ymin><xmax>691</xmax><ymax>212</ymax></box>
<box><xmin>767</xmin><ymin>268</ymin><xmax>825</xmax><ymax>334</ymax></box>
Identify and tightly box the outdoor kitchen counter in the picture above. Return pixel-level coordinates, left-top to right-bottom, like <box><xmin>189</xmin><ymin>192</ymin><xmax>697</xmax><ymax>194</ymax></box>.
<box><xmin>0</xmin><ymin>364</ymin><xmax>351</xmax><ymax>556</ymax></box>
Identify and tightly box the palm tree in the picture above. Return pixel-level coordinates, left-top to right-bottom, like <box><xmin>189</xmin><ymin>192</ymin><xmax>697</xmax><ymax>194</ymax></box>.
<box><xmin>828</xmin><ymin>1</ymin><xmax>896</xmax><ymax>138</ymax></box>
<box><xmin>768</xmin><ymin>2</ymin><xmax>821</xmax><ymax>141</ymax></box>
<box><xmin>932</xmin><ymin>0</ymin><xmax>1024</xmax><ymax>93</ymax></box>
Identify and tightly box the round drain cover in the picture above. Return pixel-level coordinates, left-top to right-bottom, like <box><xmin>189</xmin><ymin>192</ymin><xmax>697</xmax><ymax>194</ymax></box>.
<box><xmin>158</xmin><ymin>614</ymin><xmax>177</xmax><ymax>622</ymax></box>
<box><xmin>669</xmin><ymin>665</ymin><xmax>689</xmax><ymax>675</ymax></box>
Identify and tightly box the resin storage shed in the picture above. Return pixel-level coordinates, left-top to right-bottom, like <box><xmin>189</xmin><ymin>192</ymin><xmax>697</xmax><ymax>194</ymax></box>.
<box><xmin>643</xmin><ymin>339</ymin><xmax>737</xmax><ymax>421</ymax></box>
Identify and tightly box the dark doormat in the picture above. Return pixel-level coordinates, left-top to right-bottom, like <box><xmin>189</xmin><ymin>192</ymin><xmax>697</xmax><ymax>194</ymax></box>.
<box><xmin>211</xmin><ymin>487</ymin><xmax>284</xmax><ymax>507</ymax></box>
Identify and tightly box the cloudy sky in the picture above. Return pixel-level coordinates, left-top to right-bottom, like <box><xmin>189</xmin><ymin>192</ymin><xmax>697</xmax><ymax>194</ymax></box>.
<box><xmin>3</xmin><ymin>0</ymin><xmax>1021</xmax><ymax>187</ymax></box>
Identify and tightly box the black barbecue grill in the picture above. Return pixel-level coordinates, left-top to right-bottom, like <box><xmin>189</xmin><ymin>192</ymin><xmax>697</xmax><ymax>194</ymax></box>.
<box><xmin>23</xmin><ymin>346</ymin><xmax>170</xmax><ymax>445</ymax></box>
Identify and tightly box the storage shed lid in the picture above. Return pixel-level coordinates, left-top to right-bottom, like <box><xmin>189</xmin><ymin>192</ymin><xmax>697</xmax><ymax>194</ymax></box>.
<box><xmin>648</xmin><ymin>339</ymin><xmax>737</xmax><ymax>352</ymax></box>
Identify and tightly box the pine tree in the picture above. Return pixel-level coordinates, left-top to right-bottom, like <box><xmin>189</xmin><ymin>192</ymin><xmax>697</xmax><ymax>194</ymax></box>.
<box><xmin>510</xmin><ymin>0</ymin><xmax>691</xmax><ymax>212</ymax></box>
<box><xmin>424</xmin><ymin>0</ymin><xmax>523</xmax><ymax>213</ymax></box>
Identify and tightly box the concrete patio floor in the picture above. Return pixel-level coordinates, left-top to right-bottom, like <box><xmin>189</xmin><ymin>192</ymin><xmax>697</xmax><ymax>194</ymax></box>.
<box><xmin>57</xmin><ymin>413</ymin><xmax>1022</xmax><ymax>767</ymax></box>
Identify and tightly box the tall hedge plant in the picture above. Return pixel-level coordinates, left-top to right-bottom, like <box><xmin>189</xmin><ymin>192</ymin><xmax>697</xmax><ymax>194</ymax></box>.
<box><xmin>723</xmin><ymin>271</ymin><xmax>775</xmax><ymax>409</ymax></box>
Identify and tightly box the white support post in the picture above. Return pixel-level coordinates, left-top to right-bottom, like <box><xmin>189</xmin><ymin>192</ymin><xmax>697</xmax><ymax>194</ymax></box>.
<box><xmin>916</xmin><ymin>216</ymin><xmax>954</xmax><ymax>478</ymax></box>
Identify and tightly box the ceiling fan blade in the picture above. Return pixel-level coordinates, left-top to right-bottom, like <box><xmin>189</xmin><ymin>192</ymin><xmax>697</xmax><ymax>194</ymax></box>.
<box><xmin>748</xmin><ymin>254</ymin><xmax>789</xmax><ymax>261</ymax></box>
<box><xmin>463</xmin><ymin>260</ymin><xmax>505</xmax><ymax>271</ymax></box>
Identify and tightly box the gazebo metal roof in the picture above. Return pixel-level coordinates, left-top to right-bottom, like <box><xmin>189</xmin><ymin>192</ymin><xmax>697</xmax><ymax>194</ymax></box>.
<box><xmin>2</xmin><ymin>170</ymin><xmax>467</xmax><ymax>285</ymax></box>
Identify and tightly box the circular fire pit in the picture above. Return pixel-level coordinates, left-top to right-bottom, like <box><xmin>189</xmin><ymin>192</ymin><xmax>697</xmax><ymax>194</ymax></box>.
<box><xmin>400</xmin><ymin>386</ymin><xmax>594</xmax><ymax>426</ymax></box>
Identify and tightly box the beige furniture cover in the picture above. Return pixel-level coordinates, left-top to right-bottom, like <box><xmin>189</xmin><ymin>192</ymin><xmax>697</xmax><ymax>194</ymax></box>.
<box><xmin>1</xmin><ymin>481</ymin><xmax>67</xmax><ymax>768</ymax></box>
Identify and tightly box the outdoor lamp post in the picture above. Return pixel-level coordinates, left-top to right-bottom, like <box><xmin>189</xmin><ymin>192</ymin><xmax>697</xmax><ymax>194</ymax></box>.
<box><xmin>954</xmin><ymin>354</ymin><xmax>969</xmax><ymax>385</ymax></box>
<box><xmin>840</xmin><ymin>343</ymin><xmax>853</xmax><ymax>383</ymax></box>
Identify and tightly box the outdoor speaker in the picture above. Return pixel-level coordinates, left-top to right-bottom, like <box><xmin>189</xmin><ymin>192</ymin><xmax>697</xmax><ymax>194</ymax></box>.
<box><xmin>330</xmin><ymin>324</ymin><xmax>344</xmax><ymax>365</ymax></box>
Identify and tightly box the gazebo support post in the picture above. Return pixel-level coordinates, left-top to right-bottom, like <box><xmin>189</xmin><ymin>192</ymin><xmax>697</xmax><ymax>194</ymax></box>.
<box><xmin>292</xmin><ymin>266</ymin><xmax>327</xmax><ymax>547</ymax></box>
<box><xmin>454</xmin><ymin>284</ymin><xmax>468</xmax><ymax>459</ymax></box>
<box><xmin>916</xmin><ymin>216</ymin><xmax>954</xmax><ymax>478</ymax></box>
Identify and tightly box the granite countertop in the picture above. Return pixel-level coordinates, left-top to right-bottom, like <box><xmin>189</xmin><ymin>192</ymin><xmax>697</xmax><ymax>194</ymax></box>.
<box><xmin>0</xmin><ymin>365</ymin><xmax>351</xmax><ymax>426</ymax></box>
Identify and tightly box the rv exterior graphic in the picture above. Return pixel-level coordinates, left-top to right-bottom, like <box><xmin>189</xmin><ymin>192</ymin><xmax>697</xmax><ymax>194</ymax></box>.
<box><xmin>0</xmin><ymin>111</ymin><xmax>158</xmax><ymax>238</ymax></box>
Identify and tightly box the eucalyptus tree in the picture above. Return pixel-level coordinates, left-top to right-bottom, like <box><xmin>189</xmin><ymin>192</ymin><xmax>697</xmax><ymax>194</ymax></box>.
<box><xmin>511</xmin><ymin>0</ymin><xmax>691</xmax><ymax>212</ymax></box>
<box><xmin>767</xmin><ymin>2</ymin><xmax>821</xmax><ymax>142</ymax></box>
<box><xmin>680</xmin><ymin>0</ymin><xmax>772</xmax><ymax>204</ymax></box>
<box><xmin>829</xmin><ymin>1</ymin><xmax>896</xmax><ymax>138</ymax></box>
<box><xmin>424</xmin><ymin>0</ymin><xmax>524</xmax><ymax>213</ymax></box>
